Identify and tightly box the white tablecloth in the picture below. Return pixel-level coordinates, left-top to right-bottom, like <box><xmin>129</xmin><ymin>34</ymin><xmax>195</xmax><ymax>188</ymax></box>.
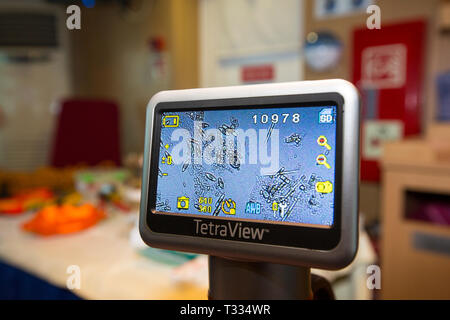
<box><xmin>0</xmin><ymin>211</ymin><xmax>376</xmax><ymax>300</ymax></box>
<box><xmin>0</xmin><ymin>212</ymin><xmax>207</xmax><ymax>300</ymax></box>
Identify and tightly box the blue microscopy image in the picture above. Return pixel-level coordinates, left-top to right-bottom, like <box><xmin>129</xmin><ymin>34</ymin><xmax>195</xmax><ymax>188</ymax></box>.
<box><xmin>155</xmin><ymin>105</ymin><xmax>337</xmax><ymax>228</ymax></box>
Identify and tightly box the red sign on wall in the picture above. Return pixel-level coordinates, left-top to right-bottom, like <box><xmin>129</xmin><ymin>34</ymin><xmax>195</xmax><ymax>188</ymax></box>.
<box><xmin>241</xmin><ymin>65</ymin><xmax>274</xmax><ymax>83</ymax></box>
<box><xmin>352</xmin><ymin>20</ymin><xmax>426</xmax><ymax>182</ymax></box>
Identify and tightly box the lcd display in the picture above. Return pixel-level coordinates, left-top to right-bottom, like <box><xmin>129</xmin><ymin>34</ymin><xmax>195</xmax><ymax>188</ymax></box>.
<box><xmin>153</xmin><ymin>104</ymin><xmax>337</xmax><ymax>228</ymax></box>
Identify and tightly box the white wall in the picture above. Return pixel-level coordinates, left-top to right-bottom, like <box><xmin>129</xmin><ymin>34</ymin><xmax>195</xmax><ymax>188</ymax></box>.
<box><xmin>0</xmin><ymin>1</ymin><xmax>71</xmax><ymax>170</ymax></box>
<box><xmin>200</xmin><ymin>0</ymin><xmax>304</xmax><ymax>87</ymax></box>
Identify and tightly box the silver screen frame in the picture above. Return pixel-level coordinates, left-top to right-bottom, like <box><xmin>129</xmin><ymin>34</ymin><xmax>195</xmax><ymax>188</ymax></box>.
<box><xmin>139</xmin><ymin>80</ymin><xmax>360</xmax><ymax>269</ymax></box>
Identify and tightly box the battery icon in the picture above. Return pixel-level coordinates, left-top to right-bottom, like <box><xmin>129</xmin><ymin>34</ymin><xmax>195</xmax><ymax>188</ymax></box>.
<box><xmin>163</xmin><ymin>115</ymin><xmax>180</xmax><ymax>128</ymax></box>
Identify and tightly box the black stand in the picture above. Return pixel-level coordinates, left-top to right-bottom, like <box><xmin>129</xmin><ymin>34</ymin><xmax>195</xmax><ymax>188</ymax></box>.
<box><xmin>208</xmin><ymin>256</ymin><xmax>313</xmax><ymax>300</ymax></box>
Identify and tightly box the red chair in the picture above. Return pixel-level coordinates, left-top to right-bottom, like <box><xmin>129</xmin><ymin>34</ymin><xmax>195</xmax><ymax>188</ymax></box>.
<box><xmin>50</xmin><ymin>99</ymin><xmax>121</xmax><ymax>167</ymax></box>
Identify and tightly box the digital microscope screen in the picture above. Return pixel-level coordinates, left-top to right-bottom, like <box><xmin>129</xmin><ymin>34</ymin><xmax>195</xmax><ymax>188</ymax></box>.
<box><xmin>154</xmin><ymin>104</ymin><xmax>338</xmax><ymax>228</ymax></box>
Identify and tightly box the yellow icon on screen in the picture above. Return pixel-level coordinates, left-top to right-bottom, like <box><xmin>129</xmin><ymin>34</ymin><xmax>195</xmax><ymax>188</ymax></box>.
<box><xmin>317</xmin><ymin>135</ymin><xmax>332</xmax><ymax>150</ymax></box>
<box><xmin>162</xmin><ymin>155</ymin><xmax>173</xmax><ymax>165</ymax></box>
<box><xmin>198</xmin><ymin>197</ymin><xmax>212</xmax><ymax>213</ymax></box>
<box><xmin>316</xmin><ymin>154</ymin><xmax>331</xmax><ymax>169</ymax></box>
<box><xmin>272</xmin><ymin>201</ymin><xmax>279</xmax><ymax>217</ymax></box>
<box><xmin>221</xmin><ymin>199</ymin><xmax>236</xmax><ymax>215</ymax></box>
<box><xmin>177</xmin><ymin>196</ymin><xmax>189</xmax><ymax>210</ymax></box>
<box><xmin>272</xmin><ymin>201</ymin><xmax>279</xmax><ymax>212</ymax></box>
<box><xmin>163</xmin><ymin>115</ymin><xmax>180</xmax><ymax>128</ymax></box>
<box><xmin>316</xmin><ymin>181</ymin><xmax>333</xmax><ymax>194</ymax></box>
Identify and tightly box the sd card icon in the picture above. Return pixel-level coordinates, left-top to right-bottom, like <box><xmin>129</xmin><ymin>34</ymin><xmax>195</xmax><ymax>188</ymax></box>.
<box><xmin>319</xmin><ymin>109</ymin><xmax>334</xmax><ymax>124</ymax></box>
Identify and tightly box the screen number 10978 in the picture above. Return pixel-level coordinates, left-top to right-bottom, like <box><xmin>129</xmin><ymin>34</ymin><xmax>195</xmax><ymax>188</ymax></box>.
<box><xmin>252</xmin><ymin>113</ymin><xmax>300</xmax><ymax>124</ymax></box>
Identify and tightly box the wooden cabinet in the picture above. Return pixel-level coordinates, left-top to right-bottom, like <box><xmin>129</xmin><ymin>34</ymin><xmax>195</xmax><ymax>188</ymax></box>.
<box><xmin>380</xmin><ymin>133</ymin><xmax>450</xmax><ymax>299</ymax></box>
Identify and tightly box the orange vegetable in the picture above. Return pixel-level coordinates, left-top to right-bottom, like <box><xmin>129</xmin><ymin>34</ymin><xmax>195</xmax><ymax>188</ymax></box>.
<box><xmin>22</xmin><ymin>204</ymin><xmax>106</xmax><ymax>236</ymax></box>
<box><xmin>0</xmin><ymin>188</ymin><xmax>55</xmax><ymax>215</ymax></box>
<box><xmin>0</xmin><ymin>199</ymin><xmax>24</xmax><ymax>214</ymax></box>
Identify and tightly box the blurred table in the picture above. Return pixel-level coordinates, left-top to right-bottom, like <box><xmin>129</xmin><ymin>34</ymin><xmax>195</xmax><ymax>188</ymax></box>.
<box><xmin>0</xmin><ymin>210</ymin><xmax>377</xmax><ymax>300</ymax></box>
<box><xmin>0</xmin><ymin>212</ymin><xmax>207</xmax><ymax>300</ymax></box>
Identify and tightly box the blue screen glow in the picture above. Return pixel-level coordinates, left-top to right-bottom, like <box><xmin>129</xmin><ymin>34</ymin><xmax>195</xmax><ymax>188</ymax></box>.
<box><xmin>154</xmin><ymin>105</ymin><xmax>337</xmax><ymax>228</ymax></box>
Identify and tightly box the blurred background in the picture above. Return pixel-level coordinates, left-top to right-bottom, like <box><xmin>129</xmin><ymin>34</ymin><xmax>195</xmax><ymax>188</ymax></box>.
<box><xmin>0</xmin><ymin>0</ymin><xmax>449</xmax><ymax>300</ymax></box>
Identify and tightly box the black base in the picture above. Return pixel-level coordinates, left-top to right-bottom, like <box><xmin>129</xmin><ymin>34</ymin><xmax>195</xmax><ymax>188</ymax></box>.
<box><xmin>208</xmin><ymin>256</ymin><xmax>313</xmax><ymax>300</ymax></box>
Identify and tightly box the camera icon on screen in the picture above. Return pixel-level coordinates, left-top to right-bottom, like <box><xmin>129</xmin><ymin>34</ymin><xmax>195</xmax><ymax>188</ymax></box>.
<box><xmin>177</xmin><ymin>196</ymin><xmax>190</xmax><ymax>210</ymax></box>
